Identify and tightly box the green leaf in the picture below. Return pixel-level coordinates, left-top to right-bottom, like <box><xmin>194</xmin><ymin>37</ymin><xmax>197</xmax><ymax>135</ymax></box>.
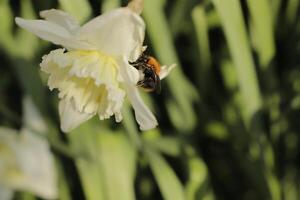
<box><xmin>122</xmin><ymin>102</ymin><xmax>142</xmax><ymax>148</ymax></box>
<box><xmin>169</xmin><ymin>0</ymin><xmax>192</xmax><ymax>36</ymax></box>
<box><xmin>191</xmin><ymin>4</ymin><xmax>212</xmax><ymax>92</ymax></box>
<box><xmin>11</xmin><ymin>59</ymin><xmax>47</xmax><ymax>116</ymax></box>
<box><xmin>19</xmin><ymin>193</ymin><xmax>36</xmax><ymax>200</ymax></box>
<box><xmin>0</xmin><ymin>0</ymin><xmax>39</xmax><ymax>58</ymax></box>
<box><xmin>69</xmin><ymin>122</ymin><xmax>106</xmax><ymax>200</ymax></box>
<box><xmin>59</xmin><ymin>0</ymin><xmax>91</xmax><ymax>23</ymax></box>
<box><xmin>192</xmin><ymin>5</ymin><xmax>212</xmax><ymax>69</ymax></box>
<box><xmin>206</xmin><ymin>10</ymin><xmax>221</xmax><ymax>29</ymax></box>
<box><xmin>143</xmin><ymin>130</ymin><xmax>181</xmax><ymax>156</ymax></box>
<box><xmin>0</xmin><ymin>0</ymin><xmax>14</xmax><ymax>53</ymax></box>
<box><xmin>97</xmin><ymin>131</ymin><xmax>137</xmax><ymax>200</ymax></box>
<box><xmin>145</xmin><ymin>148</ymin><xmax>185</xmax><ymax>200</ymax></box>
<box><xmin>220</xmin><ymin>60</ymin><xmax>238</xmax><ymax>91</ymax></box>
<box><xmin>205</xmin><ymin>121</ymin><xmax>229</xmax><ymax>140</ymax></box>
<box><xmin>247</xmin><ymin>0</ymin><xmax>275</xmax><ymax>68</ymax></box>
<box><xmin>185</xmin><ymin>151</ymin><xmax>215</xmax><ymax>200</ymax></box>
<box><xmin>101</xmin><ymin>0</ymin><xmax>121</xmax><ymax>12</ymax></box>
<box><xmin>70</xmin><ymin>122</ymin><xmax>137</xmax><ymax>200</ymax></box>
<box><xmin>211</xmin><ymin>0</ymin><xmax>263</xmax><ymax>126</ymax></box>
<box><xmin>286</xmin><ymin>0</ymin><xmax>299</xmax><ymax>25</ymax></box>
<box><xmin>143</xmin><ymin>0</ymin><xmax>199</xmax><ymax>132</ymax></box>
<box><xmin>270</xmin><ymin>0</ymin><xmax>281</xmax><ymax>25</ymax></box>
<box><xmin>56</xmin><ymin>164</ymin><xmax>72</xmax><ymax>200</ymax></box>
<box><xmin>15</xmin><ymin>0</ymin><xmax>39</xmax><ymax>59</ymax></box>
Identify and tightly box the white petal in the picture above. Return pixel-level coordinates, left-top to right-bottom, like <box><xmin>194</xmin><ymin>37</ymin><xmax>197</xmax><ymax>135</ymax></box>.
<box><xmin>15</xmin><ymin>129</ymin><xmax>57</xmax><ymax>199</ymax></box>
<box><xmin>122</xmin><ymin>62</ymin><xmax>140</xmax><ymax>84</ymax></box>
<box><xmin>0</xmin><ymin>127</ymin><xmax>57</xmax><ymax>199</ymax></box>
<box><xmin>159</xmin><ymin>64</ymin><xmax>176</xmax><ymax>80</ymax></box>
<box><xmin>80</xmin><ymin>8</ymin><xmax>145</xmax><ymax>61</ymax></box>
<box><xmin>0</xmin><ymin>187</ymin><xmax>13</xmax><ymax>200</ymax></box>
<box><xmin>125</xmin><ymin>85</ymin><xmax>158</xmax><ymax>130</ymax></box>
<box><xmin>40</xmin><ymin>9</ymin><xmax>80</xmax><ymax>34</ymax></box>
<box><xmin>59</xmin><ymin>98</ymin><xmax>94</xmax><ymax>132</ymax></box>
<box><xmin>118</xmin><ymin>57</ymin><xmax>158</xmax><ymax>130</ymax></box>
<box><xmin>15</xmin><ymin>17</ymin><xmax>93</xmax><ymax>50</ymax></box>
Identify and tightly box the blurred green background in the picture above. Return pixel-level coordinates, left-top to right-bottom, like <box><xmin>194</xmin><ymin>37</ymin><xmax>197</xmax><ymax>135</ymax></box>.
<box><xmin>1</xmin><ymin>0</ymin><xmax>300</xmax><ymax>199</ymax></box>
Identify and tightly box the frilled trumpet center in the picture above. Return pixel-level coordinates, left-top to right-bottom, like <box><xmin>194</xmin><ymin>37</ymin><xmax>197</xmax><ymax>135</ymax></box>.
<box><xmin>40</xmin><ymin>49</ymin><xmax>126</xmax><ymax>126</ymax></box>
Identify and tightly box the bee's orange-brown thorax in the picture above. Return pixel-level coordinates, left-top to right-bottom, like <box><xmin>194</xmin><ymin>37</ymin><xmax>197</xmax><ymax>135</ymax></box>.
<box><xmin>147</xmin><ymin>56</ymin><xmax>161</xmax><ymax>74</ymax></box>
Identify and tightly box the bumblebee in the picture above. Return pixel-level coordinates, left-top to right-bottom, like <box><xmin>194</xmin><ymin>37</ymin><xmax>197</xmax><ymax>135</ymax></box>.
<box><xmin>130</xmin><ymin>54</ymin><xmax>161</xmax><ymax>93</ymax></box>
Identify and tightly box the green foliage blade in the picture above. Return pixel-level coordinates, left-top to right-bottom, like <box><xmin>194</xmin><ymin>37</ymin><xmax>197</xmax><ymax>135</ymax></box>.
<box><xmin>70</xmin><ymin>123</ymin><xmax>137</xmax><ymax>200</ymax></box>
<box><xmin>59</xmin><ymin>0</ymin><xmax>91</xmax><ymax>23</ymax></box>
<box><xmin>146</xmin><ymin>148</ymin><xmax>185</xmax><ymax>200</ymax></box>
<box><xmin>143</xmin><ymin>0</ymin><xmax>199</xmax><ymax>132</ymax></box>
<box><xmin>192</xmin><ymin>5</ymin><xmax>212</xmax><ymax>69</ymax></box>
<box><xmin>211</xmin><ymin>0</ymin><xmax>263</xmax><ymax>126</ymax></box>
<box><xmin>247</xmin><ymin>0</ymin><xmax>275</xmax><ymax>69</ymax></box>
<box><xmin>101</xmin><ymin>0</ymin><xmax>121</xmax><ymax>12</ymax></box>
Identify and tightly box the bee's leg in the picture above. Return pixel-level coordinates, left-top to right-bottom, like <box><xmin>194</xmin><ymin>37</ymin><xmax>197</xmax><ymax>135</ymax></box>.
<box><xmin>137</xmin><ymin>79</ymin><xmax>156</xmax><ymax>92</ymax></box>
<box><xmin>129</xmin><ymin>54</ymin><xmax>149</xmax><ymax>65</ymax></box>
<box><xmin>137</xmin><ymin>80</ymin><xmax>144</xmax><ymax>87</ymax></box>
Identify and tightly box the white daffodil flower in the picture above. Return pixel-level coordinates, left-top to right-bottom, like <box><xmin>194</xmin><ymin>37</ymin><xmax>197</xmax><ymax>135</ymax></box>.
<box><xmin>15</xmin><ymin>0</ymin><xmax>175</xmax><ymax>132</ymax></box>
<box><xmin>0</xmin><ymin>97</ymin><xmax>57</xmax><ymax>199</ymax></box>
<box><xmin>0</xmin><ymin>128</ymin><xmax>57</xmax><ymax>199</ymax></box>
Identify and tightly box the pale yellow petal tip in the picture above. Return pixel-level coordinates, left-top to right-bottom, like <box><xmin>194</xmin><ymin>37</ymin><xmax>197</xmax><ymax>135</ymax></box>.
<box><xmin>159</xmin><ymin>64</ymin><xmax>177</xmax><ymax>80</ymax></box>
<box><xmin>59</xmin><ymin>99</ymin><xmax>94</xmax><ymax>133</ymax></box>
<box><xmin>127</xmin><ymin>0</ymin><xmax>144</xmax><ymax>15</ymax></box>
<box><xmin>140</xmin><ymin>121</ymin><xmax>158</xmax><ymax>131</ymax></box>
<box><xmin>142</xmin><ymin>46</ymin><xmax>148</xmax><ymax>52</ymax></box>
<box><xmin>39</xmin><ymin>9</ymin><xmax>52</xmax><ymax>18</ymax></box>
<box><xmin>169</xmin><ymin>63</ymin><xmax>177</xmax><ymax>71</ymax></box>
<box><xmin>15</xmin><ymin>17</ymin><xmax>30</xmax><ymax>30</ymax></box>
<box><xmin>39</xmin><ymin>9</ymin><xmax>62</xmax><ymax>19</ymax></box>
<box><xmin>60</xmin><ymin>124</ymin><xmax>71</xmax><ymax>133</ymax></box>
<box><xmin>15</xmin><ymin>17</ymin><xmax>23</xmax><ymax>26</ymax></box>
